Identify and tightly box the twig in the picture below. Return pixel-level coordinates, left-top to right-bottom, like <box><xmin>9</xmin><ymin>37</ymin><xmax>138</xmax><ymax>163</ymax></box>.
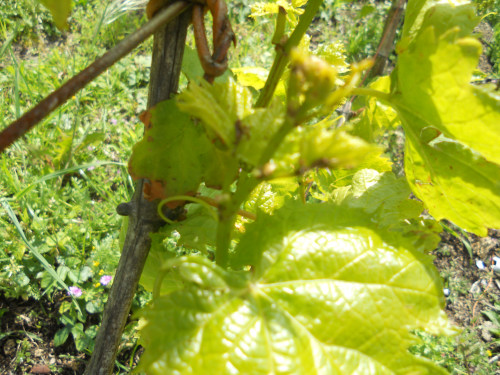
<box><xmin>0</xmin><ymin>1</ymin><xmax>190</xmax><ymax>153</ymax></box>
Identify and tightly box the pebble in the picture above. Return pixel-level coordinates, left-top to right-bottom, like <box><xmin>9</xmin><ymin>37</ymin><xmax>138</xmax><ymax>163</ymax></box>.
<box><xmin>476</xmin><ymin>259</ymin><xmax>486</xmax><ymax>270</ymax></box>
<box><xmin>30</xmin><ymin>364</ymin><xmax>51</xmax><ymax>374</ymax></box>
<box><xmin>492</xmin><ymin>256</ymin><xmax>500</xmax><ymax>273</ymax></box>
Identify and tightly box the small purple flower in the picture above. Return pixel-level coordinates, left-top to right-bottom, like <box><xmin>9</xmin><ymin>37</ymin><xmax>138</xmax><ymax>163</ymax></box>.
<box><xmin>68</xmin><ymin>286</ymin><xmax>82</xmax><ymax>297</ymax></box>
<box><xmin>100</xmin><ymin>275</ymin><xmax>112</xmax><ymax>286</ymax></box>
<box><xmin>110</xmin><ymin>118</ymin><xmax>118</xmax><ymax>125</ymax></box>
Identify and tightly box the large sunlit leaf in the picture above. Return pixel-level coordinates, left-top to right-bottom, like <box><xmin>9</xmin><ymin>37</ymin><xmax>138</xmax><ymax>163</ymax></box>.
<box><xmin>387</xmin><ymin>1</ymin><xmax>500</xmax><ymax>235</ymax></box>
<box><xmin>402</xmin><ymin>0</ymin><xmax>475</xmax><ymax>40</ymax></box>
<box><xmin>39</xmin><ymin>0</ymin><xmax>72</xmax><ymax>29</ymax></box>
<box><xmin>396</xmin><ymin>26</ymin><xmax>500</xmax><ymax>164</ymax></box>
<box><xmin>401</xmin><ymin>109</ymin><xmax>500</xmax><ymax>236</ymax></box>
<box><xmin>139</xmin><ymin>203</ymin><xmax>451</xmax><ymax>374</ymax></box>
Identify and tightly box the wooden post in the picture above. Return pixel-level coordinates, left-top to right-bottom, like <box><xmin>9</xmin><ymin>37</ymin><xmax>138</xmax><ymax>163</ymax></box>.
<box><xmin>368</xmin><ymin>0</ymin><xmax>406</xmax><ymax>79</ymax></box>
<box><xmin>84</xmin><ymin>7</ymin><xmax>191</xmax><ymax>375</ymax></box>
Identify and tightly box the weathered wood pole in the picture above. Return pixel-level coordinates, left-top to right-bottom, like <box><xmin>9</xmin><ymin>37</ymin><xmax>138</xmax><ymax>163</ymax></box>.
<box><xmin>368</xmin><ymin>0</ymin><xmax>406</xmax><ymax>79</ymax></box>
<box><xmin>84</xmin><ymin>5</ymin><xmax>191</xmax><ymax>375</ymax></box>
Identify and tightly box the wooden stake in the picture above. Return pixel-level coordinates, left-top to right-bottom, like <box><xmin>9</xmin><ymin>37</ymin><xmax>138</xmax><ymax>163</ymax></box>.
<box><xmin>83</xmin><ymin>5</ymin><xmax>191</xmax><ymax>375</ymax></box>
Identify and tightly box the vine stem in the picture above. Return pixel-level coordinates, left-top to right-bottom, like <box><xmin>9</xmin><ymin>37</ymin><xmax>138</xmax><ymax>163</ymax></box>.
<box><xmin>212</xmin><ymin>0</ymin><xmax>325</xmax><ymax>266</ymax></box>
<box><xmin>255</xmin><ymin>0</ymin><xmax>324</xmax><ymax>108</ymax></box>
<box><xmin>0</xmin><ymin>1</ymin><xmax>190</xmax><ymax>153</ymax></box>
<box><xmin>215</xmin><ymin>173</ymin><xmax>258</xmax><ymax>267</ymax></box>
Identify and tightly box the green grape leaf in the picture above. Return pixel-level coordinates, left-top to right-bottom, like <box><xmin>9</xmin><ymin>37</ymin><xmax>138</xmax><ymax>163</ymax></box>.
<box><xmin>250</xmin><ymin>1</ymin><xmax>304</xmax><ymax>25</ymax></box>
<box><xmin>231</xmin><ymin>67</ymin><xmax>269</xmax><ymax>90</ymax></box>
<box><xmin>351</xmin><ymin>76</ymin><xmax>399</xmax><ymax>143</ymax></box>
<box><xmin>313</xmin><ymin>42</ymin><xmax>350</xmax><ymax>74</ymax></box>
<box><xmin>313</xmin><ymin>168</ymin><xmax>441</xmax><ymax>250</ymax></box>
<box><xmin>202</xmin><ymin>146</ymin><xmax>240</xmax><ymax>190</ymax></box>
<box><xmin>271</xmin><ymin>123</ymin><xmax>382</xmax><ymax>178</ymax></box>
<box><xmin>337</xmin><ymin>169</ymin><xmax>426</xmax><ymax>228</ymax></box>
<box><xmin>39</xmin><ymin>0</ymin><xmax>72</xmax><ymax>29</ymax></box>
<box><xmin>243</xmin><ymin>180</ymin><xmax>298</xmax><ymax>215</ymax></box>
<box><xmin>128</xmin><ymin>100</ymin><xmax>212</xmax><ymax>202</ymax></box>
<box><xmin>311</xmin><ymin>148</ymin><xmax>392</xmax><ymax>202</ymax></box>
<box><xmin>140</xmin><ymin>232</ymin><xmax>182</xmax><ymax>295</ymax></box>
<box><xmin>181</xmin><ymin>45</ymin><xmax>204</xmax><ymax>83</ymax></box>
<box><xmin>231</xmin><ymin>67</ymin><xmax>287</xmax><ymax>98</ymax></box>
<box><xmin>236</xmin><ymin>98</ymin><xmax>284</xmax><ymax>167</ymax></box>
<box><xmin>396</xmin><ymin>26</ymin><xmax>500</xmax><ymax>164</ymax></box>
<box><xmin>177</xmin><ymin>78</ymin><xmax>254</xmax><ymax>148</ymax></box>
<box><xmin>171</xmin><ymin>203</ymin><xmax>218</xmax><ymax>253</ymax></box>
<box><xmin>387</xmin><ymin>2</ymin><xmax>500</xmax><ymax>235</ymax></box>
<box><xmin>139</xmin><ymin>203</ymin><xmax>451</xmax><ymax>375</ymax></box>
<box><xmin>339</xmin><ymin>170</ymin><xmax>421</xmax><ymax>208</ymax></box>
<box><xmin>401</xmin><ymin>109</ymin><xmax>500</xmax><ymax>236</ymax></box>
<box><xmin>402</xmin><ymin>0</ymin><xmax>476</xmax><ymax>41</ymax></box>
<box><xmin>236</xmin><ymin>179</ymin><xmax>299</xmax><ymax>235</ymax></box>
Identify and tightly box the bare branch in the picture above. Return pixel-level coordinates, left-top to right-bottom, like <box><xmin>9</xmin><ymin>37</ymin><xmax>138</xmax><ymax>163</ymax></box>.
<box><xmin>0</xmin><ymin>1</ymin><xmax>190</xmax><ymax>153</ymax></box>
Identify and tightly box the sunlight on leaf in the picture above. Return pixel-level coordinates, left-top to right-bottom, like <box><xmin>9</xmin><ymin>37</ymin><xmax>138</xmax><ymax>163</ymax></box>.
<box><xmin>270</xmin><ymin>123</ymin><xmax>381</xmax><ymax>178</ymax></box>
<box><xmin>396</xmin><ymin>26</ymin><xmax>500</xmax><ymax>164</ymax></box>
<box><xmin>128</xmin><ymin>100</ymin><xmax>210</xmax><ymax>202</ymax></box>
<box><xmin>177</xmin><ymin>78</ymin><xmax>253</xmax><ymax>147</ymax></box>
<box><xmin>139</xmin><ymin>203</ymin><xmax>452</xmax><ymax>374</ymax></box>
<box><xmin>351</xmin><ymin>76</ymin><xmax>399</xmax><ymax>143</ymax></box>
<box><xmin>402</xmin><ymin>112</ymin><xmax>500</xmax><ymax>236</ymax></box>
<box><xmin>231</xmin><ymin>67</ymin><xmax>269</xmax><ymax>90</ymax></box>
<box><xmin>389</xmin><ymin>0</ymin><xmax>500</xmax><ymax>236</ymax></box>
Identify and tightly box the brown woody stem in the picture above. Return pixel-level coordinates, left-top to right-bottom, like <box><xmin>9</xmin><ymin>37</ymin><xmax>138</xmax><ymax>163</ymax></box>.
<box><xmin>0</xmin><ymin>1</ymin><xmax>190</xmax><ymax>153</ymax></box>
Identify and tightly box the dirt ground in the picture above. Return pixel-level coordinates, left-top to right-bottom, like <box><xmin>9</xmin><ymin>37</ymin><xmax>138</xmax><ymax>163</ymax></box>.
<box><xmin>0</xmin><ymin>292</ymin><xmax>88</xmax><ymax>374</ymax></box>
<box><xmin>435</xmin><ymin>229</ymin><xmax>500</xmax><ymax>370</ymax></box>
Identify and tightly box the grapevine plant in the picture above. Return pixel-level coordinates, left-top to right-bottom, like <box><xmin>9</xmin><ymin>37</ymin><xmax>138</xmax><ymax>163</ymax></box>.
<box><xmin>7</xmin><ymin>0</ymin><xmax>500</xmax><ymax>373</ymax></box>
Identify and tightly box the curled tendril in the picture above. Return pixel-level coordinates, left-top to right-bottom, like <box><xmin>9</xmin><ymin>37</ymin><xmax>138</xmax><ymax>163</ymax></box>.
<box><xmin>157</xmin><ymin>195</ymin><xmax>219</xmax><ymax>224</ymax></box>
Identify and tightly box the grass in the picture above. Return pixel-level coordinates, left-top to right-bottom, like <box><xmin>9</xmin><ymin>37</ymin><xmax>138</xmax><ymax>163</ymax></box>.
<box><xmin>0</xmin><ymin>1</ymin><xmax>148</xmax><ymax>371</ymax></box>
<box><xmin>0</xmin><ymin>0</ymin><xmax>498</xmax><ymax>373</ymax></box>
